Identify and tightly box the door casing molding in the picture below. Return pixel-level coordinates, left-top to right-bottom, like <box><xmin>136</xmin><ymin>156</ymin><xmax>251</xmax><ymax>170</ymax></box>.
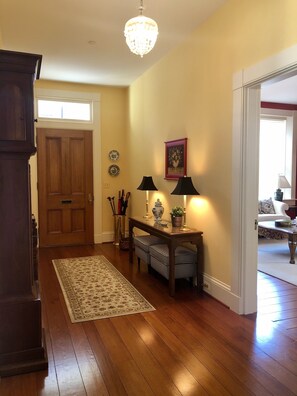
<box><xmin>232</xmin><ymin>44</ymin><xmax>297</xmax><ymax>314</ymax></box>
<box><xmin>33</xmin><ymin>88</ymin><xmax>102</xmax><ymax>243</ymax></box>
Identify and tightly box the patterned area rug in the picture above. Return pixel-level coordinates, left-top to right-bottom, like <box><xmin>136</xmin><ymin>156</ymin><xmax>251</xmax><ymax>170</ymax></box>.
<box><xmin>53</xmin><ymin>255</ymin><xmax>155</xmax><ymax>323</ymax></box>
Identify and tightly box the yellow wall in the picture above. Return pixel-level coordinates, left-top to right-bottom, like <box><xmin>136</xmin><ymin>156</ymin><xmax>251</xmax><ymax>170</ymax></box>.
<box><xmin>23</xmin><ymin>0</ymin><xmax>297</xmax><ymax>287</ymax></box>
<box><xmin>31</xmin><ymin>80</ymin><xmax>128</xmax><ymax>238</ymax></box>
<box><xmin>128</xmin><ymin>0</ymin><xmax>297</xmax><ymax>285</ymax></box>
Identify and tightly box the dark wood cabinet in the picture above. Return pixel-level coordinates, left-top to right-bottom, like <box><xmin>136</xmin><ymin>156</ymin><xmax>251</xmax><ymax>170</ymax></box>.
<box><xmin>0</xmin><ymin>50</ymin><xmax>47</xmax><ymax>376</ymax></box>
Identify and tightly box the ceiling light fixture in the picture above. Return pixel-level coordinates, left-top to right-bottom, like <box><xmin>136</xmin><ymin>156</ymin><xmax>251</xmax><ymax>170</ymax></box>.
<box><xmin>124</xmin><ymin>0</ymin><xmax>158</xmax><ymax>58</ymax></box>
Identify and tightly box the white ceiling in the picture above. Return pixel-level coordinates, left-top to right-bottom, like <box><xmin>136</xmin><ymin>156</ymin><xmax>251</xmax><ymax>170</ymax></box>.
<box><xmin>1</xmin><ymin>0</ymin><xmax>297</xmax><ymax>103</ymax></box>
<box><xmin>261</xmin><ymin>75</ymin><xmax>297</xmax><ymax>105</ymax></box>
<box><xmin>0</xmin><ymin>0</ymin><xmax>226</xmax><ymax>86</ymax></box>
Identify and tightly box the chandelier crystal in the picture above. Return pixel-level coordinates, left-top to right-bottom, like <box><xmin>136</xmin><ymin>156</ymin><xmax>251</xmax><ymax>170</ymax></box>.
<box><xmin>124</xmin><ymin>0</ymin><xmax>158</xmax><ymax>58</ymax></box>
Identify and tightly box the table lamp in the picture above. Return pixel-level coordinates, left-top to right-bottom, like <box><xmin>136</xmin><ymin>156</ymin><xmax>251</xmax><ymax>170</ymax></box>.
<box><xmin>171</xmin><ymin>176</ymin><xmax>200</xmax><ymax>230</ymax></box>
<box><xmin>137</xmin><ymin>176</ymin><xmax>158</xmax><ymax>218</ymax></box>
<box><xmin>275</xmin><ymin>175</ymin><xmax>291</xmax><ymax>201</ymax></box>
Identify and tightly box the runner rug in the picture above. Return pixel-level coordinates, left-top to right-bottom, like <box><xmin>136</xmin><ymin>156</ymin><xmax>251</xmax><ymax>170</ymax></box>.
<box><xmin>53</xmin><ymin>255</ymin><xmax>155</xmax><ymax>323</ymax></box>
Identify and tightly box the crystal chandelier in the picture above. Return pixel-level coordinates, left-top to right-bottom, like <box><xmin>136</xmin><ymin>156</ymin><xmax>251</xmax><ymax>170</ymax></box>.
<box><xmin>124</xmin><ymin>0</ymin><xmax>158</xmax><ymax>58</ymax></box>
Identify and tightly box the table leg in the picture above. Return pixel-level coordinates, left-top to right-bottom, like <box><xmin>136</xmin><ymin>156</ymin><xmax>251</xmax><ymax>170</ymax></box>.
<box><xmin>168</xmin><ymin>242</ymin><xmax>176</xmax><ymax>296</ymax></box>
<box><xmin>129</xmin><ymin>222</ymin><xmax>134</xmax><ymax>264</ymax></box>
<box><xmin>196</xmin><ymin>235</ymin><xmax>204</xmax><ymax>290</ymax></box>
<box><xmin>288</xmin><ymin>235</ymin><xmax>297</xmax><ymax>264</ymax></box>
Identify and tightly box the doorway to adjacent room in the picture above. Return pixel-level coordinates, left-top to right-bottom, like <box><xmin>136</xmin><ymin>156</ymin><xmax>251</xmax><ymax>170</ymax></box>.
<box><xmin>232</xmin><ymin>44</ymin><xmax>297</xmax><ymax>314</ymax></box>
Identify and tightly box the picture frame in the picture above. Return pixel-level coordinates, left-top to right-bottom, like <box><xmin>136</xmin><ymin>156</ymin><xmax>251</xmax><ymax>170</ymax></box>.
<box><xmin>165</xmin><ymin>138</ymin><xmax>187</xmax><ymax>180</ymax></box>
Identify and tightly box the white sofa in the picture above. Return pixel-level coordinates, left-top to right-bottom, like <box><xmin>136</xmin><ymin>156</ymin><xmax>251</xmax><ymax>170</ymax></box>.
<box><xmin>258</xmin><ymin>199</ymin><xmax>290</xmax><ymax>222</ymax></box>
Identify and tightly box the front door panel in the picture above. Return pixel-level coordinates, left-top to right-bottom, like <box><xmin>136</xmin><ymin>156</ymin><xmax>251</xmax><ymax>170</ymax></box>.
<box><xmin>37</xmin><ymin>128</ymin><xmax>94</xmax><ymax>247</ymax></box>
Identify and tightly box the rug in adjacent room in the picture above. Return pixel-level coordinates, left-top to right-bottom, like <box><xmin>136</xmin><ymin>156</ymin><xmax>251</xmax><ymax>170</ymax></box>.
<box><xmin>53</xmin><ymin>255</ymin><xmax>155</xmax><ymax>323</ymax></box>
<box><xmin>258</xmin><ymin>239</ymin><xmax>297</xmax><ymax>286</ymax></box>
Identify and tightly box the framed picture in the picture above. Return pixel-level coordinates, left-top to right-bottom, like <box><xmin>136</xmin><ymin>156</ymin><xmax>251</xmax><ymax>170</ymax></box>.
<box><xmin>165</xmin><ymin>138</ymin><xmax>187</xmax><ymax>179</ymax></box>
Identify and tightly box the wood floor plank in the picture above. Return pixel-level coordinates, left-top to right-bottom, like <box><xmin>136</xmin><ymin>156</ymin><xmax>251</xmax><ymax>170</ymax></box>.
<box><xmin>36</xmin><ymin>295</ymin><xmax>60</xmax><ymax>396</ymax></box>
<box><xmin>182</xmin><ymin>300</ymin><xmax>297</xmax><ymax>394</ymax></box>
<box><xmin>134</xmin><ymin>314</ymin><xmax>209</xmax><ymax>395</ymax></box>
<box><xmin>83</xmin><ymin>321</ymin><xmax>128</xmax><ymax>396</ymax></box>
<box><xmin>274</xmin><ymin>317</ymin><xmax>297</xmax><ymax>330</ymax></box>
<box><xmin>133</xmin><ymin>311</ymin><xmax>250</xmax><ymax>396</ymax></box>
<box><xmin>59</xmin><ymin>301</ymin><xmax>109</xmax><ymax>396</ymax></box>
<box><xmin>153</xmin><ymin>303</ymin><xmax>287</xmax><ymax>396</ymax></box>
<box><xmin>0</xmin><ymin>373</ymin><xmax>38</xmax><ymax>396</ymax></box>
<box><xmin>110</xmin><ymin>315</ymin><xmax>182</xmax><ymax>396</ymax></box>
<box><xmin>258</xmin><ymin>293</ymin><xmax>297</xmax><ymax>305</ymax></box>
<box><xmin>189</xmin><ymin>293</ymin><xmax>297</xmax><ymax>369</ymax></box>
<box><xmin>2</xmin><ymin>243</ymin><xmax>297</xmax><ymax>395</ymax></box>
<box><xmin>129</xmin><ymin>313</ymin><xmax>209</xmax><ymax>395</ymax></box>
<box><xmin>285</xmin><ymin>327</ymin><xmax>297</xmax><ymax>338</ymax></box>
<box><xmin>35</xmin><ymin>328</ymin><xmax>60</xmax><ymax>396</ymax></box>
<box><xmin>38</xmin><ymin>248</ymin><xmax>87</xmax><ymax>396</ymax></box>
<box><xmin>94</xmin><ymin>319</ymin><xmax>155</xmax><ymax>396</ymax></box>
<box><xmin>260</xmin><ymin>308</ymin><xmax>297</xmax><ymax>320</ymax></box>
<box><xmin>258</xmin><ymin>288</ymin><xmax>297</xmax><ymax>298</ymax></box>
<box><xmin>169</xmin><ymin>311</ymin><xmax>268</xmax><ymax>395</ymax></box>
<box><xmin>258</xmin><ymin>300</ymin><xmax>297</xmax><ymax>314</ymax></box>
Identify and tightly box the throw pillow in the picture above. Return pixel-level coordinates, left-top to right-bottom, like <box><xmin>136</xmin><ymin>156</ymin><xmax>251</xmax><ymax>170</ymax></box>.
<box><xmin>258</xmin><ymin>201</ymin><xmax>262</xmax><ymax>214</ymax></box>
<box><xmin>258</xmin><ymin>198</ymin><xmax>275</xmax><ymax>214</ymax></box>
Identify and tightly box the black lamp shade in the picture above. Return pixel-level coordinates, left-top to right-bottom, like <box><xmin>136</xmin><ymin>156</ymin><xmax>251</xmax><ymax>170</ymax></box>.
<box><xmin>171</xmin><ymin>176</ymin><xmax>200</xmax><ymax>195</ymax></box>
<box><xmin>137</xmin><ymin>176</ymin><xmax>158</xmax><ymax>191</ymax></box>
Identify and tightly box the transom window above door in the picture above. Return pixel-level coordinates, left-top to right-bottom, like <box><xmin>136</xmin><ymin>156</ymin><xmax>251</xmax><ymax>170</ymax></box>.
<box><xmin>37</xmin><ymin>99</ymin><xmax>91</xmax><ymax>122</ymax></box>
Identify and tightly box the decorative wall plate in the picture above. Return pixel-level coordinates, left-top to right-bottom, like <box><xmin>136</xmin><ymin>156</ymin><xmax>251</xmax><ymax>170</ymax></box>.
<box><xmin>108</xmin><ymin>150</ymin><xmax>120</xmax><ymax>161</ymax></box>
<box><xmin>108</xmin><ymin>164</ymin><xmax>120</xmax><ymax>176</ymax></box>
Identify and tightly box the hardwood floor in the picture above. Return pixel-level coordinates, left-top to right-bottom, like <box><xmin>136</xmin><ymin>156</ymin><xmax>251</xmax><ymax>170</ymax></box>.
<box><xmin>1</xmin><ymin>243</ymin><xmax>297</xmax><ymax>395</ymax></box>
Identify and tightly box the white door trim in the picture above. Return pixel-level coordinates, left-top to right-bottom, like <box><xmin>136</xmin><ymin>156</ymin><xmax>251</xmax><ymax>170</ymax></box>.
<box><xmin>232</xmin><ymin>43</ymin><xmax>297</xmax><ymax>314</ymax></box>
<box><xmin>33</xmin><ymin>88</ymin><xmax>102</xmax><ymax>244</ymax></box>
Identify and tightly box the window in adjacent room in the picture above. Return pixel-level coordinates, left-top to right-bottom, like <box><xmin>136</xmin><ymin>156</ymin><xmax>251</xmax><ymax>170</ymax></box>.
<box><xmin>258</xmin><ymin>115</ymin><xmax>293</xmax><ymax>200</ymax></box>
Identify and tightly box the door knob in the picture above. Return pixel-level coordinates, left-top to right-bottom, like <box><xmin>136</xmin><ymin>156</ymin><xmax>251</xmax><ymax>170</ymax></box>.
<box><xmin>254</xmin><ymin>219</ymin><xmax>258</xmax><ymax>230</ymax></box>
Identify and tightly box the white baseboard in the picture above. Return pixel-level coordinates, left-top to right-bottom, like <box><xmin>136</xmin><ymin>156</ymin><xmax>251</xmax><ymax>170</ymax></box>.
<box><xmin>202</xmin><ymin>273</ymin><xmax>240</xmax><ymax>313</ymax></box>
<box><xmin>97</xmin><ymin>230</ymin><xmax>130</xmax><ymax>244</ymax></box>
<box><xmin>95</xmin><ymin>231</ymin><xmax>113</xmax><ymax>244</ymax></box>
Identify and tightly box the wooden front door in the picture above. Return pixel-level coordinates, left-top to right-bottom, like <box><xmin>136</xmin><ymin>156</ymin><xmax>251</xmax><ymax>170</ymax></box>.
<box><xmin>37</xmin><ymin>128</ymin><xmax>94</xmax><ymax>247</ymax></box>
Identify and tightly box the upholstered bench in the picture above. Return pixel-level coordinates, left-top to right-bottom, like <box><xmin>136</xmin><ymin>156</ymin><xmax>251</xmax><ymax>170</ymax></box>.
<box><xmin>149</xmin><ymin>244</ymin><xmax>196</xmax><ymax>282</ymax></box>
<box><xmin>133</xmin><ymin>235</ymin><xmax>163</xmax><ymax>269</ymax></box>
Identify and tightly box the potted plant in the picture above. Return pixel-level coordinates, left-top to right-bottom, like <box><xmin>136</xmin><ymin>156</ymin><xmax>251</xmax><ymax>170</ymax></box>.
<box><xmin>170</xmin><ymin>206</ymin><xmax>184</xmax><ymax>227</ymax></box>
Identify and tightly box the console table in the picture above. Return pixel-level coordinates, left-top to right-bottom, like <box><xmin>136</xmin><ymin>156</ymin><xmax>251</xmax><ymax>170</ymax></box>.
<box><xmin>129</xmin><ymin>217</ymin><xmax>203</xmax><ymax>296</ymax></box>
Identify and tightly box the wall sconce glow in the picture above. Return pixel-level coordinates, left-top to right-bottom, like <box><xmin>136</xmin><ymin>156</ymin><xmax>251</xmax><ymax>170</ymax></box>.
<box><xmin>124</xmin><ymin>0</ymin><xmax>158</xmax><ymax>58</ymax></box>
